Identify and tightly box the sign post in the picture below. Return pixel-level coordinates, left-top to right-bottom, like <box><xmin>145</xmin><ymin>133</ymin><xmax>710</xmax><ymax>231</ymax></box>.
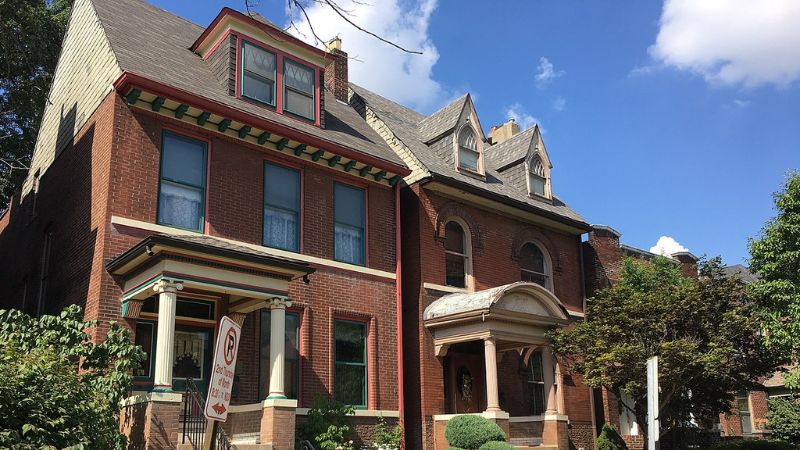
<box><xmin>205</xmin><ymin>316</ymin><xmax>242</xmax><ymax>421</ymax></box>
<box><xmin>646</xmin><ymin>356</ymin><xmax>659</xmax><ymax>450</ymax></box>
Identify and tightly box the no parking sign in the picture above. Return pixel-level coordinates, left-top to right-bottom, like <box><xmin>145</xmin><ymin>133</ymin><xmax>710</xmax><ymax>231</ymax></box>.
<box><xmin>204</xmin><ymin>316</ymin><xmax>241</xmax><ymax>421</ymax></box>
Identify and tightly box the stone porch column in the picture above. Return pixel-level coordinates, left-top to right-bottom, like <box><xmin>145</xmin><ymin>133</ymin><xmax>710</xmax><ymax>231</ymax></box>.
<box><xmin>484</xmin><ymin>337</ymin><xmax>501</xmax><ymax>412</ymax></box>
<box><xmin>542</xmin><ymin>345</ymin><xmax>557</xmax><ymax>414</ymax></box>
<box><xmin>541</xmin><ymin>345</ymin><xmax>568</xmax><ymax>450</ymax></box>
<box><xmin>268</xmin><ymin>299</ymin><xmax>290</xmax><ymax>399</ymax></box>
<box><xmin>152</xmin><ymin>279</ymin><xmax>183</xmax><ymax>391</ymax></box>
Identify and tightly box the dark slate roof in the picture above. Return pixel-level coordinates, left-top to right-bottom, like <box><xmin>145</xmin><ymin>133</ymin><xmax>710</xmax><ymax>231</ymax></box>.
<box><xmin>350</xmin><ymin>83</ymin><xmax>589</xmax><ymax>230</ymax></box>
<box><xmin>484</xmin><ymin>126</ymin><xmax>537</xmax><ymax>171</ymax></box>
<box><xmin>90</xmin><ymin>0</ymin><xmax>404</xmax><ymax>168</ymax></box>
<box><xmin>417</xmin><ymin>94</ymin><xmax>468</xmax><ymax>143</ymax></box>
<box><xmin>722</xmin><ymin>264</ymin><xmax>759</xmax><ymax>283</ymax></box>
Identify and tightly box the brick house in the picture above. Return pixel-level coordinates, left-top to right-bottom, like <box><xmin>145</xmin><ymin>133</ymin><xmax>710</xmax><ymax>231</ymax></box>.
<box><xmin>350</xmin><ymin>87</ymin><xmax>596</xmax><ymax>450</ymax></box>
<box><xmin>0</xmin><ymin>0</ymin><xmax>410</xmax><ymax>447</ymax></box>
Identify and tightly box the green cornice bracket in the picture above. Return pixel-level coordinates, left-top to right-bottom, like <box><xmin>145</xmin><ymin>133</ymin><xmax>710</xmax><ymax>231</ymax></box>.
<box><xmin>291</xmin><ymin>143</ymin><xmax>305</xmax><ymax>155</ymax></box>
<box><xmin>151</xmin><ymin>96</ymin><xmax>165</xmax><ymax>112</ymax></box>
<box><xmin>197</xmin><ymin>111</ymin><xmax>211</xmax><ymax>126</ymax></box>
<box><xmin>258</xmin><ymin>132</ymin><xmax>271</xmax><ymax>144</ymax></box>
<box><xmin>389</xmin><ymin>175</ymin><xmax>400</xmax><ymax>187</ymax></box>
<box><xmin>174</xmin><ymin>104</ymin><xmax>189</xmax><ymax>119</ymax></box>
<box><xmin>327</xmin><ymin>155</ymin><xmax>341</xmax><ymax>167</ymax></box>
<box><xmin>276</xmin><ymin>138</ymin><xmax>289</xmax><ymax>151</ymax></box>
<box><xmin>343</xmin><ymin>160</ymin><xmax>357</xmax><ymax>172</ymax></box>
<box><xmin>125</xmin><ymin>89</ymin><xmax>141</xmax><ymax>104</ymax></box>
<box><xmin>311</xmin><ymin>150</ymin><xmax>325</xmax><ymax>161</ymax></box>
<box><xmin>373</xmin><ymin>170</ymin><xmax>386</xmax><ymax>182</ymax></box>
<box><xmin>238</xmin><ymin>125</ymin><xmax>251</xmax><ymax>139</ymax></box>
<box><xmin>359</xmin><ymin>165</ymin><xmax>373</xmax><ymax>177</ymax></box>
<box><xmin>217</xmin><ymin>118</ymin><xmax>231</xmax><ymax>132</ymax></box>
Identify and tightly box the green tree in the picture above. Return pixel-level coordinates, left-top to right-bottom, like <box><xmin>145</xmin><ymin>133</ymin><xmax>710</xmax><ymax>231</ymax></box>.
<box><xmin>0</xmin><ymin>0</ymin><xmax>72</xmax><ymax>209</ymax></box>
<box><xmin>550</xmin><ymin>256</ymin><xmax>777</xmax><ymax>436</ymax></box>
<box><xmin>749</xmin><ymin>173</ymin><xmax>800</xmax><ymax>388</ymax></box>
<box><xmin>0</xmin><ymin>305</ymin><xmax>144</xmax><ymax>449</ymax></box>
<box><xmin>766</xmin><ymin>397</ymin><xmax>800</xmax><ymax>445</ymax></box>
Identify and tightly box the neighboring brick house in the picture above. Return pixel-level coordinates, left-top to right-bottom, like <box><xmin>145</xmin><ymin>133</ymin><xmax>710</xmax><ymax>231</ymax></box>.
<box><xmin>351</xmin><ymin>86</ymin><xmax>597</xmax><ymax>450</ymax></box>
<box><xmin>0</xmin><ymin>0</ymin><xmax>409</xmax><ymax>447</ymax></box>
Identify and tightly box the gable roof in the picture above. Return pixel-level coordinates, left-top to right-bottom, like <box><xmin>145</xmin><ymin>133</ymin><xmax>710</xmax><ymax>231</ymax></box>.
<box><xmin>90</xmin><ymin>0</ymin><xmax>405</xmax><ymax>169</ymax></box>
<box><xmin>418</xmin><ymin>94</ymin><xmax>468</xmax><ymax>143</ymax></box>
<box><xmin>350</xmin><ymin>83</ymin><xmax>589</xmax><ymax>231</ymax></box>
<box><xmin>484</xmin><ymin>126</ymin><xmax>537</xmax><ymax>171</ymax></box>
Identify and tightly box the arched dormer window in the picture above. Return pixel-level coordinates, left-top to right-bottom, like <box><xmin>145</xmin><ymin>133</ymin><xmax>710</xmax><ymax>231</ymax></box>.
<box><xmin>444</xmin><ymin>220</ymin><xmax>471</xmax><ymax>288</ymax></box>
<box><xmin>457</xmin><ymin>126</ymin><xmax>481</xmax><ymax>173</ymax></box>
<box><xmin>519</xmin><ymin>242</ymin><xmax>551</xmax><ymax>290</ymax></box>
<box><xmin>528</xmin><ymin>156</ymin><xmax>547</xmax><ymax>197</ymax></box>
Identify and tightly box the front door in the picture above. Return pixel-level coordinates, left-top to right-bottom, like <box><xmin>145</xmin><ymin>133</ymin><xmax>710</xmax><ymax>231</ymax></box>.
<box><xmin>447</xmin><ymin>351</ymin><xmax>486</xmax><ymax>414</ymax></box>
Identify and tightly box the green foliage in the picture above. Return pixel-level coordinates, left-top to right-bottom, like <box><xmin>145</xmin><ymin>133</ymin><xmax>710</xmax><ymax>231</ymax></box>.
<box><xmin>705</xmin><ymin>439</ymin><xmax>799</xmax><ymax>450</ymax></box>
<box><xmin>0</xmin><ymin>305</ymin><xmax>144</xmax><ymax>449</ymax></box>
<box><xmin>477</xmin><ymin>441</ymin><xmax>516</xmax><ymax>450</ymax></box>
<box><xmin>298</xmin><ymin>396</ymin><xmax>356</xmax><ymax>450</ymax></box>
<box><xmin>372</xmin><ymin>416</ymin><xmax>403</xmax><ymax>449</ymax></box>
<box><xmin>595</xmin><ymin>424</ymin><xmax>629</xmax><ymax>450</ymax></box>
<box><xmin>767</xmin><ymin>397</ymin><xmax>800</xmax><ymax>445</ymax></box>
<box><xmin>444</xmin><ymin>415</ymin><xmax>506</xmax><ymax>450</ymax></box>
<box><xmin>749</xmin><ymin>173</ymin><xmax>800</xmax><ymax>388</ymax></box>
<box><xmin>551</xmin><ymin>256</ymin><xmax>778</xmax><ymax>430</ymax></box>
<box><xmin>0</xmin><ymin>0</ymin><xmax>72</xmax><ymax>209</ymax></box>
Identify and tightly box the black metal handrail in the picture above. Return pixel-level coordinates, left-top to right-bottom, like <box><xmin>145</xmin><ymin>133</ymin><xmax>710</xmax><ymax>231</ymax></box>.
<box><xmin>181</xmin><ymin>378</ymin><xmax>231</xmax><ymax>450</ymax></box>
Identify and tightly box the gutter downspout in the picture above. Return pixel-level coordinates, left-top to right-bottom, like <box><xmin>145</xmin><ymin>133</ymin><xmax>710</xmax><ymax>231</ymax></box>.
<box><xmin>394</xmin><ymin>183</ymin><xmax>405</xmax><ymax>448</ymax></box>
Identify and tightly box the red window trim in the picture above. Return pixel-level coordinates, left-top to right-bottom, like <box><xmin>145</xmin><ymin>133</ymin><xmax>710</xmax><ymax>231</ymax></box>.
<box><xmin>262</xmin><ymin>157</ymin><xmax>306</xmax><ymax>254</ymax></box>
<box><xmin>332</xmin><ymin>179</ymin><xmax>370</xmax><ymax>267</ymax></box>
<box><xmin>331</xmin><ymin>311</ymin><xmax>373</xmax><ymax>409</ymax></box>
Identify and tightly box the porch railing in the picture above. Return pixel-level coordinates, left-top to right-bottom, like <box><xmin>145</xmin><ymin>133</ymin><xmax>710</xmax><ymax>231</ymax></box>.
<box><xmin>181</xmin><ymin>378</ymin><xmax>231</xmax><ymax>450</ymax></box>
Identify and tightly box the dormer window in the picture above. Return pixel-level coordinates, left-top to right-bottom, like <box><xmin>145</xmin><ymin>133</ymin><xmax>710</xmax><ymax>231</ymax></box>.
<box><xmin>241</xmin><ymin>41</ymin><xmax>277</xmax><ymax>106</ymax></box>
<box><xmin>457</xmin><ymin>127</ymin><xmax>480</xmax><ymax>172</ymax></box>
<box><xmin>283</xmin><ymin>58</ymin><xmax>315</xmax><ymax>120</ymax></box>
<box><xmin>529</xmin><ymin>156</ymin><xmax>546</xmax><ymax>196</ymax></box>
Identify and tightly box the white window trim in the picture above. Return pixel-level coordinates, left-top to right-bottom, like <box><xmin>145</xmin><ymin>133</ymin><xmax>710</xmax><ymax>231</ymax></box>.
<box><xmin>444</xmin><ymin>217</ymin><xmax>474</xmax><ymax>291</ymax></box>
<box><xmin>525</xmin><ymin>153</ymin><xmax>552</xmax><ymax>200</ymax></box>
<box><xmin>519</xmin><ymin>240</ymin><xmax>553</xmax><ymax>292</ymax></box>
<box><xmin>454</xmin><ymin>123</ymin><xmax>485</xmax><ymax>177</ymax></box>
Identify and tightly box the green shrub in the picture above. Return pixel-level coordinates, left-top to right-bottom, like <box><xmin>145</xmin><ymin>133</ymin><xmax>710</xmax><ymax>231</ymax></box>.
<box><xmin>444</xmin><ymin>415</ymin><xmax>506</xmax><ymax>450</ymax></box>
<box><xmin>297</xmin><ymin>396</ymin><xmax>356</xmax><ymax>450</ymax></box>
<box><xmin>706</xmin><ymin>440</ymin><xmax>799</xmax><ymax>450</ymax></box>
<box><xmin>768</xmin><ymin>397</ymin><xmax>800</xmax><ymax>445</ymax></box>
<box><xmin>595</xmin><ymin>423</ymin><xmax>629</xmax><ymax>450</ymax></box>
<box><xmin>478</xmin><ymin>441</ymin><xmax>516</xmax><ymax>450</ymax></box>
<box><xmin>373</xmin><ymin>416</ymin><xmax>403</xmax><ymax>450</ymax></box>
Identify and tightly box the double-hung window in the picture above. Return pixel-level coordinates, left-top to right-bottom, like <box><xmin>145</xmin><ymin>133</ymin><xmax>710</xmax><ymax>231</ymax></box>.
<box><xmin>529</xmin><ymin>157</ymin><xmax>546</xmax><ymax>196</ymax></box>
<box><xmin>283</xmin><ymin>58</ymin><xmax>315</xmax><ymax>120</ymax></box>
<box><xmin>334</xmin><ymin>183</ymin><xmax>366</xmax><ymax>265</ymax></box>
<box><xmin>241</xmin><ymin>41</ymin><xmax>277</xmax><ymax>106</ymax></box>
<box><xmin>259</xmin><ymin>310</ymin><xmax>300</xmax><ymax>400</ymax></box>
<box><xmin>458</xmin><ymin>127</ymin><xmax>480</xmax><ymax>172</ymax></box>
<box><xmin>157</xmin><ymin>132</ymin><xmax>207</xmax><ymax>231</ymax></box>
<box><xmin>519</xmin><ymin>243</ymin><xmax>550</xmax><ymax>289</ymax></box>
<box><xmin>263</xmin><ymin>162</ymin><xmax>301</xmax><ymax>251</ymax></box>
<box><xmin>334</xmin><ymin>319</ymin><xmax>367</xmax><ymax>407</ymax></box>
<box><xmin>444</xmin><ymin>221</ymin><xmax>468</xmax><ymax>288</ymax></box>
<box><xmin>527</xmin><ymin>351</ymin><xmax>545</xmax><ymax>415</ymax></box>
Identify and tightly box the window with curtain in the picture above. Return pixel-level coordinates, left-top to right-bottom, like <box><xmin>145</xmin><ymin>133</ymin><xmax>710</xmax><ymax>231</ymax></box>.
<box><xmin>283</xmin><ymin>58</ymin><xmax>315</xmax><ymax>120</ymax></box>
<box><xmin>263</xmin><ymin>162</ymin><xmax>301</xmax><ymax>251</ymax></box>
<box><xmin>334</xmin><ymin>183</ymin><xmax>366</xmax><ymax>265</ymax></box>
<box><xmin>529</xmin><ymin>156</ymin><xmax>546</xmax><ymax>196</ymax></box>
<box><xmin>444</xmin><ymin>221</ymin><xmax>468</xmax><ymax>288</ymax></box>
<box><xmin>458</xmin><ymin>127</ymin><xmax>480</xmax><ymax>172</ymax></box>
<box><xmin>527</xmin><ymin>351</ymin><xmax>545</xmax><ymax>415</ymax></box>
<box><xmin>334</xmin><ymin>319</ymin><xmax>367</xmax><ymax>407</ymax></box>
<box><xmin>241</xmin><ymin>41</ymin><xmax>277</xmax><ymax>105</ymax></box>
<box><xmin>157</xmin><ymin>132</ymin><xmax>207</xmax><ymax>231</ymax></box>
<box><xmin>519</xmin><ymin>242</ymin><xmax>550</xmax><ymax>289</ymax></box>
<box><xmin>259</xmin><ymin>310</ymin><xmax>300</xmax><ymax>400</ymax></box>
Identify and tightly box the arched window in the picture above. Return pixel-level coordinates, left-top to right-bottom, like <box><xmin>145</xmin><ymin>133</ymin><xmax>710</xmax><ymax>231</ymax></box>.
<box><xmin>527</xmin><ymin>351</ymin><xmax>545</xmax><ymax>415</ymax></box>
<box><xmin>528</xmin><ymin>156</ymin><xmax>546</xmax><ymax>196</ymax></box>
<box><xmin>457</xmin><ymin>127</ymin><xmax>480</xmax><ymax>172</ymax></box>
<box><xmin>519</xmin><ymin>242</ymin><xmax>550</xmax><ymax>288</ymax></box>
<box><xmin>444</xmin><ymin>221</ymin><xmax>469</xmax><ymax>288</ymax></box>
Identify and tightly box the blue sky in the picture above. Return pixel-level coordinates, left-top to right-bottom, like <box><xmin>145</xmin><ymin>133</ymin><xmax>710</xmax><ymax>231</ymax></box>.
<box><xmin>150</xmin><ymin>0</ymin><xmax>800</xmax><ymax>265</ymax></box>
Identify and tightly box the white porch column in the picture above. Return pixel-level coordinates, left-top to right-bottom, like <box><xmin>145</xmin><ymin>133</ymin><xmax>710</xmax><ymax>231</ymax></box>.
<box><xmin>267</xmin><ymin>299</ymin><xmax>291</xmax><ymax>399</ymax></box>
<box><xmin>484</xmin><ymin>337</ymin><xmax>501</xmax><ymax>412</ymax></box>
<box><xmin>152</xmin><ymin>279</ymin><xmax>183</xmax><ymax>391</ymax></box>
<box><xmin>541</xmin><ymin>345</ymin><xmax>558</xmax><ymax>415</ymax></box>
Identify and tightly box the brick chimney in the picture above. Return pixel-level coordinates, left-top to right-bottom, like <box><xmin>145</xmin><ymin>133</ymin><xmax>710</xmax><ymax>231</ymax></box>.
<box><xmin>671</xmin><ymin>251</ymin><xmax>699</xmax><ymax>278</ymax></box>
<box><xmin>324</xmin><ymin>38</ymin><xmax>348</xmax><ymax>103</ymax></box>
<box><xmin>583</xmin><ymin>224</ymin><xmax>624</xmax><ymax>295</ymax></box>
<box><xmin>488</xmin><ymin>119</ymin><xmax>521</xmax><ymax>145</ymax></box>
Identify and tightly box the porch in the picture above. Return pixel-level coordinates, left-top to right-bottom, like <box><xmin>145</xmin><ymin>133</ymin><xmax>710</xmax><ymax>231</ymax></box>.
<box><xmin>423</xmin><ymin>282</ymin><xmax>571</xmax><ymax>450</ymax></box>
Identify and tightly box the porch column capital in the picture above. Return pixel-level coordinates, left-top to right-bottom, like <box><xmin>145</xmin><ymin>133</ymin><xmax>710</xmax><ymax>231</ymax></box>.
<box><xmin>153</xmin><ymin>279</ymin><xmax>183</xmax><ymax>294</ymax></box>
<box><xmin>267</xmin><ymin>297</ymin><xmax>292</xmax><ymax>309</ymax></box>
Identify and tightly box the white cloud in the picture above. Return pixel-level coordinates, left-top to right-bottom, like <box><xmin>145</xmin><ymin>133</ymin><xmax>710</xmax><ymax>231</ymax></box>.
<box><xmin>733</xmin><ymin>99</ymin><xmax>750</xmax><ymax>108</ymax></box>
<box><xmin>504</xmin><ymin>103</ymin><xmax>540</xmax><ymax>131</ymax></box>
<box><xmin>649</xmin><ymin>0</ymin><xmax>800</xmax><ymax>87</ymax></box>
<box><xmin>553</xmin><ymin>96</ymin><xmax>566</xmax><ymax>112</ymax></box>
<box><xmin>535</xmin><ymin>57</ymin><xmax>564</xmax><ymax>86</ymax></box>
<box><xmin>286</xmin><ymin>0</ymin><xmax>443</xmax><ymax>111</ymax></box>
<box><xmin>649</xmin><ymin>236</ymin><xmax>689</xmax><ymax>257</ymax></box>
